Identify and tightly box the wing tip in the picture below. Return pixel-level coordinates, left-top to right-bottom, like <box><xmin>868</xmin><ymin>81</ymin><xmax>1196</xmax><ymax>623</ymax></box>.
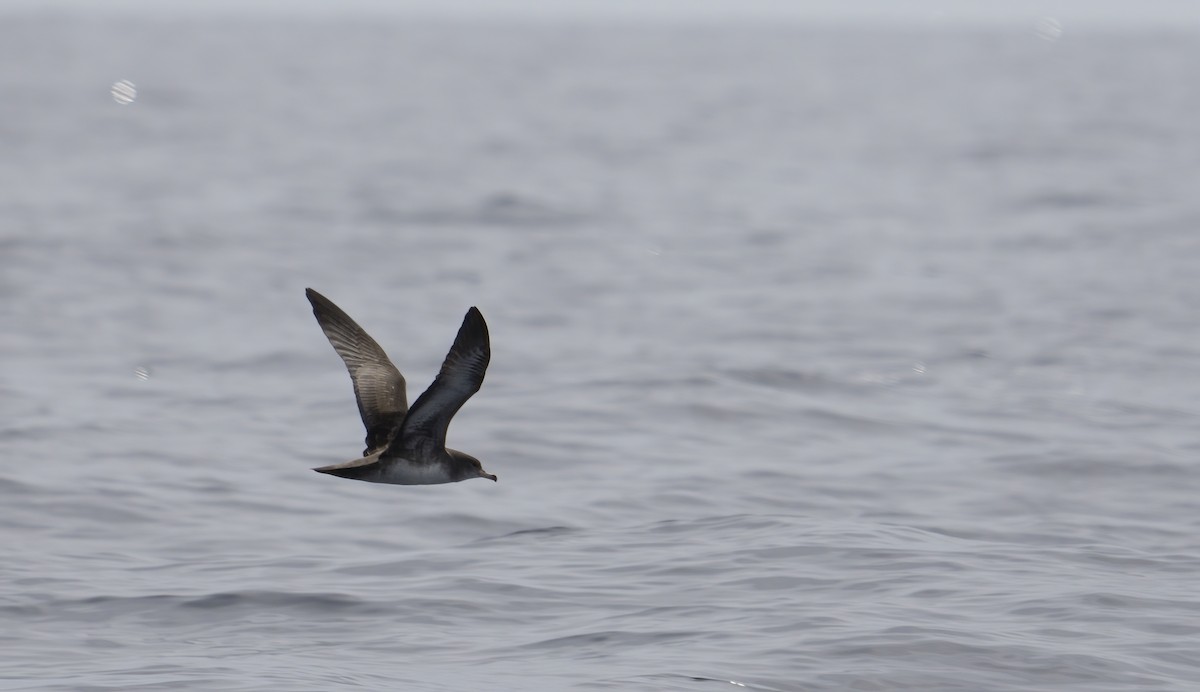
<box><xmin>463</xmin><ymin>306</ymin><xmax>488</xmax><ymax>340</ymax></box>
<box><xmin>306</xmin><ymin>289</ymin><xmax>355</xmax><ymax>329</ymax></box>
<box><xmin>306</xmin><ymin>287</ymin><xmax>330</xmax><ymax>313</ymax></box>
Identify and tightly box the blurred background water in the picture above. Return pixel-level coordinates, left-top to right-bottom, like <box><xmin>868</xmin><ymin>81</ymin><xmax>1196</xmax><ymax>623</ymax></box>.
<box><xmin>2</xmin><ymin>7</ymin><xmax>1200</xmax><ymax>691</ymax></box>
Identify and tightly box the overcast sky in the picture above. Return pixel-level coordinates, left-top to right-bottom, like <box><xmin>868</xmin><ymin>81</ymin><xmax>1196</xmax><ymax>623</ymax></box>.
<box><xmin>7</xmin><ymin>0</ymin><xmax>1200</xmax><ymax>27</ymax></box>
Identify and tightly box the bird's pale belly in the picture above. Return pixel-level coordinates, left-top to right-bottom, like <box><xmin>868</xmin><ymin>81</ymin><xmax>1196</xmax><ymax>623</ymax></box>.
<box><xmin>377</xmin><ymin>461</ymin><xmax>456</xmax><ymax>485</ymax></box>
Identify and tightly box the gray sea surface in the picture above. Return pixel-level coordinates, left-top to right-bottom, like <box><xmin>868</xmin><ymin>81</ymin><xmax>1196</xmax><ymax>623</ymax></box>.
<box><xmin>3</xmin><ymin>11</ymin><xmax>1200</xmax><ymax>691</ymax></box>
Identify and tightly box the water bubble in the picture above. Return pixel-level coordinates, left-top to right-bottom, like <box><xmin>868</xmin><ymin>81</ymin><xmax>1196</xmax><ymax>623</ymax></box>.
<box><xmin>1034</xmin><ymin>16</ymin><xmax>1063</xmax><ymax>41</ymax></box>
<box><xmin>111</xmin><ymin>79</ymin><xmax>137</xmax><ymax>104</ymax></box>
<box><xmin>134</xmin><ymin>366</ymin><xmax>152</xmax><ymax>380</ymax></box>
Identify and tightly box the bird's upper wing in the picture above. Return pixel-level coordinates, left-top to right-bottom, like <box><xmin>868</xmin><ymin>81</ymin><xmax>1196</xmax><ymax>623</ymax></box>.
<box><xmin>389</xmin><ymin>307</ymin><xmax>489</xmax><ymax>457</ymax></box>
<box><xmin>306</xmin><ymin>288</ymin><xmax>408</xmax><ymax>455</ymax></box>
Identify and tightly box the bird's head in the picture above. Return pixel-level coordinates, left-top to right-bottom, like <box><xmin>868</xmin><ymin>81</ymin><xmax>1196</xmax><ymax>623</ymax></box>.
<box><xmin>451</xmin><ymin>449</ymin><xmax>497</xmax><ymax>482</ymax></box>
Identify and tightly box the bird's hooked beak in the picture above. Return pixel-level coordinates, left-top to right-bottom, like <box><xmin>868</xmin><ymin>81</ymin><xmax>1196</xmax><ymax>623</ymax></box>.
<box><xmin>482</xmin><ymin>471</ymin><xmax>498</xmax><ymax>482</ymax></box>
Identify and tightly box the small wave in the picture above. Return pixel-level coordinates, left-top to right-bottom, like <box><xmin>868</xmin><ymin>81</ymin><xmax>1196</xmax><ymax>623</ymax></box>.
<box><xmin>1012</xmin><ymin>190</ymin><xmax>1117</xmax><ymax>211</ymax></box>
<box><xmin>476</xmin><ymin>525</ymin><xmax>579</xmax><ymax>543</ymax></box>
<box><xmin>0</xmin><ymin>476</ymin><xmax>36</xmax><ymax>495</ymax></box>
<box><xmin>10</xmin><ymin>590</ymin><xmax>389</xmax><ymax>621</ymax></box>
<box><xmin>725</xmin><ymin>366</ymin><xmax>821</xmax><ymax>391</ymax></box>
<box><xmin>359</xmin><ymin>192</ymin><xmax>592</xmax><ymax>229</ymax></box>
<box><xmin>523</xmin><ymin>629</ymin><xmax>698</xmax><ymax>652</ymax></box>
<box><xmin>589</xmin><ymin>673</ymin><xmax>787</xmax><ymax>691</ymax></box>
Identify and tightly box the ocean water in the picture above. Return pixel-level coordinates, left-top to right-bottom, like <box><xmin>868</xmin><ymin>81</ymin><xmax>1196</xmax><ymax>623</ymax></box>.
<box><xmin>3</xmin><ymin>11</ymin><xmax>1200</xmax><ymax>691</ymax></box>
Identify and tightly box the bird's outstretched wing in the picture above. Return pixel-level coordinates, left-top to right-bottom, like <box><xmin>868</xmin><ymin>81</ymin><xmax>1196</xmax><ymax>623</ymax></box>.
<box><xmin>306</xmin><ymin>288</ymin><xmax>408</xmax><ymax>455</ymax></box>
<box><xmin>389</xmin><ymin>307</ymin><xmax>489</xmax><ymax>457</ymax></box>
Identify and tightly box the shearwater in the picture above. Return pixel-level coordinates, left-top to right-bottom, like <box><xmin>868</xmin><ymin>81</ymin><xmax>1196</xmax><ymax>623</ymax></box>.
<box><xmin>305</xmin><ymin>288</ymin><xmax>497</xmax><ymax>484</ymax></box>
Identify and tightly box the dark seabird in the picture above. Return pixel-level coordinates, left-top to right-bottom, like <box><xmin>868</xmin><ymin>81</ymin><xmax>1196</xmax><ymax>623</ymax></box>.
<box><xmin>305</xmin><ymin>288</ymin><xmax>497</xmax><ymax>484</ymax></box>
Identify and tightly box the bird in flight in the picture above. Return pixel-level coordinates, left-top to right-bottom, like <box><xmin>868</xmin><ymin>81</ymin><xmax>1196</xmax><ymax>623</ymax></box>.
<box><xmin>305</xmin><ymin>288</ymin><xmax>496</xmax><ymax>485</ymax></box>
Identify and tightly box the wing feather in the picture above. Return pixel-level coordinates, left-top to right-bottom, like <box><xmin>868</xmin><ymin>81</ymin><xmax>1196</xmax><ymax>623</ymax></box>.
<box><xmin>390</xmin><ymin>307</ymin><xmax>489</xmax><ymax>456</ymax></box>
<box><xmin>306</xmin><ymin>288</ymin><xmax>408</xmax><ymax>454</ymax></box>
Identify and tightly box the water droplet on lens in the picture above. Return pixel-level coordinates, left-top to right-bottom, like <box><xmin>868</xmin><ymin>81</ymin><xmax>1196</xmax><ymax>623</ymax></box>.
<box><xmin>1034</xmin><ymin>16</ymin><xmax>1062</xmax><ymax>41</ymax></box>
<box><xmin>111</xmin><ymin>79</ymin><xmax>137</xmax><ymax>104</ymax></box>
